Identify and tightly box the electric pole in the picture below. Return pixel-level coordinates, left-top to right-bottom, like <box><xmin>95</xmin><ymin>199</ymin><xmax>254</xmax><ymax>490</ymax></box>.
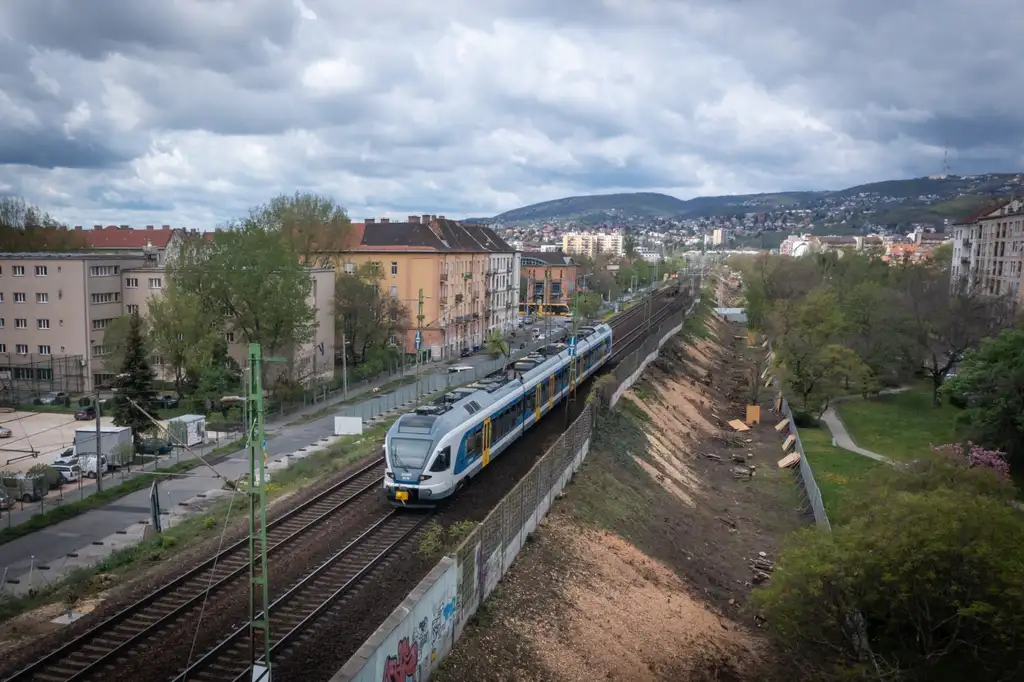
<box><xmin>94</xmin><ymin>392</ymin><xmax>102</xmax><ymax>493</ymax></box>
<box><xmin>414</xmin><ymin>288</ymin><xmax>424</xmax><ymax>408</ymax></box>
<box><xmin>544</xmin><ymin>268</ymin><xmax>551</xmax><ymax>341</ymax></box>
<box><xmin>341</xmin><ymin>331</ymin><xmax>348</xmax><ymax>399</ymax></box>
<box><xmin>246</xmin><ymin>343</ymin><xmax>285</xmax><ymax>682</ymax></box>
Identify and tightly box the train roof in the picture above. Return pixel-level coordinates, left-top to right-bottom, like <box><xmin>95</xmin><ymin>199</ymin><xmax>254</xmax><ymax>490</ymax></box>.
<box><xmin>390</xmin><ymin>323</ymin><xmax>612</xmax><ymax>438</ymax></box>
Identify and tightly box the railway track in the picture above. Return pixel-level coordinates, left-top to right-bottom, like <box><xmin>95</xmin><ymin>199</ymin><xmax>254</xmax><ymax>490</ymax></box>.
<box><xmin>609</xmin><ymin>290</ymin><xmax>691</xmax><ymax>364</ymax></box>
<box><xmin>170</xmin><ymin>510</ymin><xmax>431</xmax><ymax>682</ymax></box>
<box><xmin>5</xmin><ymin>459</ymin><xmax>387</xmax><ymax>682</ymax></box>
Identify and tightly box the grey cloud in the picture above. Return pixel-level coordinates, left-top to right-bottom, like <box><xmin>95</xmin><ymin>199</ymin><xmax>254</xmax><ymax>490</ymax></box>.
<box><xmin>0</xmin><ymin>130</ymin><xmax>132</xmax><ymax>169</ymax></box>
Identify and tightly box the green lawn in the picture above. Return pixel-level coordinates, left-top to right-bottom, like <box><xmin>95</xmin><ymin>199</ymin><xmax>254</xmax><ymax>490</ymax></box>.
<box><xmin>798</xmin><ymin>424</ymin><xmax>884</xmax><ymax>522</ymax></box>
<box><xmin>835</xmin><ymin>386</ymin><xmax>961</xmax><ymax>462</ymax></box>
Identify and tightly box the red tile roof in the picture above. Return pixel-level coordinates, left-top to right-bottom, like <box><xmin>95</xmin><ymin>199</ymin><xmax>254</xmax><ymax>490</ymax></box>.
<box><xmin>76</xmin><ymin>225</ymin><xmax>180</xmax><ymax>249</ymax></box>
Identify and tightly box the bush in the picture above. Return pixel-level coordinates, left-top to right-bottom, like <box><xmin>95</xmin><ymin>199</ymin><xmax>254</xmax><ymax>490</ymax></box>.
<box><xmin>33</xmin><ymin>398</ymin><xmax>42</xmax><ymax>405</ymax></box>
<box><xmin>790</xmin><ymin>410</ymin><xmax>819</xmax><ymax>428</ymax></box>
<box><xmin>63</xmin><ymin>397</ymin><xmax>71</xmax><ymax>407</ymax></box>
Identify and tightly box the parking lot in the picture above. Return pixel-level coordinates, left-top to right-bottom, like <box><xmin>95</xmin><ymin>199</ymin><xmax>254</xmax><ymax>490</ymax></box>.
<box><xmin>0</xmin><ymin>410</ymin><xmax>170</xmax><ymax>473</ymax></box>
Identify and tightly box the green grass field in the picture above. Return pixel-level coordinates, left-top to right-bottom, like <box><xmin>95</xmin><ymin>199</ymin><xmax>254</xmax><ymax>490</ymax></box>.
<box><xmin>798</xmin><ymin>424</ymin><xmax>883</xmax><ymax>522</ymax></box>
<box><xmin>835</xmin><ymin>386</ymin><xmax>960</xmax><ymax>461</ymax></box>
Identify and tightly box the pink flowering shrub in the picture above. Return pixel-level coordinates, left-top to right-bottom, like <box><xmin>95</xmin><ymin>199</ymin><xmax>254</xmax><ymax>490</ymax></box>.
<box><xmin>932</xmin><ymin>442</ymin><xmax>1011</xmax><ymax>478</ymax></box>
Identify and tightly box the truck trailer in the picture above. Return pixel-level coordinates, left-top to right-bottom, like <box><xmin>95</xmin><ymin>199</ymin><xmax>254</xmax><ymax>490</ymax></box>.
<box><xmin>74</xmin><ymin>426</ymin><xmax>133</xmax><ymax>470</ymax></box>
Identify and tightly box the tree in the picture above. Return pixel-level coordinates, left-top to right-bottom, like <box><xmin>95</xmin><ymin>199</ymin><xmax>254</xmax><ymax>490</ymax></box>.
<box><xmin>187</xmin><ymin>337</ymin><xmax>242</xmax><ymax>414</ymax></box>
<box><xmin>334</xmin><ymin>263</ymin><xmax>409</xmax><ymax>365</ymax></box>
<box><xmin>169</xmin><ymin>219</ymin><xmax>318</xmax><ymax>363</ymax></box>
<box><xmin>147</xmin><ymin>283</ymin><xmax>219</xmax><ymax>396</ymax></box>
<box><xmin>110</xmin><ymin>313</ymin><xmax>159</xmax><ymax>445</ymax></box>
<box><xmin>896</xmin><ymin>262</ymin><xmax>1012</xmax><ymax>404</ymax></box>
<box><xmin>0</xmin><ymin>196</ymin><xmax>87</xmax><ymax>252</ymax></box>
<box><xmin>250</xmin><ymin>192</ymin><xmax>351</xmax><ymax>268</ymax></box>
<box><xmin>485</xmin><ymin>329</ymin><xmax>512</xmax><ymax>370</ymax></box>
<box><xmin>836</xmin><ymin>280</ymin><xmax>910</xmax><ymax>388</ymax></box>
<box><xmin>571</xmin><ymin>292</ymin><xmax>602</xmax><ymax>320</ymax></box>
<box><xmin>101</xmin><ymin>315</ymin><xmax>138</xmax><ymax>375</ymax></box>
<box><xmin>754</xmin><ymin>487</ymin><xmax>1024</xmax><ymax>682</ymax></box>
<box><xmin>942</xmin><ymin>327</ymin><xmax>1024</xmax><ymax>464</ymax></box>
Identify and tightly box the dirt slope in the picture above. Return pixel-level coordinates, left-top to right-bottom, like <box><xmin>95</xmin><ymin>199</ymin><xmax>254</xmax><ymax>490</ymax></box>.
<box><xmin>433</xmin><ymin>306</ymin><xmax>807</xmax><ymax>682</ymax></box>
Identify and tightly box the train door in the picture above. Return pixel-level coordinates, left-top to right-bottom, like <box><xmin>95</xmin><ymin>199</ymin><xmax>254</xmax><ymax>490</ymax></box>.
<box><xmin>535</xmin><ymin>383</ymin><xmax>543</xmax><ymax>421</ymax></box>
<box><xmin>482</xmin><ymin>418</ymin><xmax>492</xmax><ymax>466</ymax></box>
<box><xmin>548</xmin><ymin>374</ymin><xmax>556</xmax><ymax>410</ymax></box>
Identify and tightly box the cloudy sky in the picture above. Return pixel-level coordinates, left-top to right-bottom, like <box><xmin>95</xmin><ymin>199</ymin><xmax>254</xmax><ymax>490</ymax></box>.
<box><xmin>1</xmin><ymin>0</ymin><xmax>1021</xmax><ymax>228</ymax></box>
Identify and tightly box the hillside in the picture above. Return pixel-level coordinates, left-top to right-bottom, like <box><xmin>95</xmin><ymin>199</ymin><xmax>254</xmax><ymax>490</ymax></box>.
<box><xmin>487</xmin><ymin>173</ymin><xmax>1024</xmax><ymax>226</ymax></box>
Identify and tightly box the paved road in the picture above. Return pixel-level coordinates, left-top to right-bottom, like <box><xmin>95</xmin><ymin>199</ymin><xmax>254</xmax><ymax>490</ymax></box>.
<box><xmin>0</xmin><ymin>319</ymin><xmax>574</xmax><ymax>583</ymax></box>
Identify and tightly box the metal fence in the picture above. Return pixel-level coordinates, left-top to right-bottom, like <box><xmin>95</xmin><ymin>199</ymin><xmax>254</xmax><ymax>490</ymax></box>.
<box><xmin>453</xmin><ymin>401</ymin><xmax>595</xmax><ymax>634</ymax></box>
<box><xmin>0</xmin><ymin>354</ymin><xmax>86</xmax><ymax>405</ymax></box>
<box><xmin>779</xmin><ymin>394</ymin><xmax>832</xmax><ymax>530</ymax></box>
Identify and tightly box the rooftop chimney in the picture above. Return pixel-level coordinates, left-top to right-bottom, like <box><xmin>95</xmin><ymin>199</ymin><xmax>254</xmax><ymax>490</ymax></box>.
<box><xmin>93</xmin><ymin>225</ymin><xmax>102</xmax><ymax>230</ymax></box>
<box><xmin>408</xmin><ymin>215</ymin><xmax>420</xmax><ymax>224</ymax></box>
<box><xmin>365</xmin><ymin>218</ymin><xmax>376</xmax><ymax>224</ymax></box>
<box><xmin>74</xmin><ymin>225</ymin><xmax>82</xmax><ymax>231</ymax></box>
<box><xmin>146</xmin><ymin>225</ymin><xmax>154</xmax><ymax>230</ymax></box>
<box><xmin>381</xmin><ymin>217</ymin><xmax>390</xmax><ymax>223</ymax></box>
<box><xmin>438</xmin><ymin>215</ymin><xmax>446</xmax><ymax>221</ymax></box>
<box><xmin>120</xmin><ymin>224</ymin><xmax>129</xmax><ymax>229</ymax></box>
<box><xmin>422</xmin><ymin>214</ymin><xmax>431</xmax><ymax>224</ymax></box>
<box><xmin>162</xmin><ymin>225</ymin><xmax>170</xmax><ymax>229</ymax></box>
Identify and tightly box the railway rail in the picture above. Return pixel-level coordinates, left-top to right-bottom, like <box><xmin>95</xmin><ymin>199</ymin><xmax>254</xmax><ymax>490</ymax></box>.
<box><xmin>5</xmin><ymin>459</ymin><xmax>386</xmax><ymax>682</ymax></box>
<box><xmin>171</xmin><ymin>511</ymin><xmax>431</xmax><ymax>681</ymax></box>
<box><xmin>4</xmin><ymin>283</ymin><xmax>690</xmax><ymax>682</ymax></box>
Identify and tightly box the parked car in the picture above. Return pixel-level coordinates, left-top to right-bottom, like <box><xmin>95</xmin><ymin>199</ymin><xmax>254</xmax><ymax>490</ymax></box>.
<box><xmin>459</xmin><ymin>348</ymin><xmax>474</xmax><ymax>358</ymax></box>
<box><xmin>447</xmin><ymin>365</ymin><xmax>474</xmax><ymax>376</ymax></box>
<box><xmin>54</xmin><ymin>447</ymin><xmax>78</xmax><ymax>466</ymax></box>
<box><xmin>137</xmin><ymin>437</ymin><xmax>172</xmax><ymax>455</ymax></box>
<box><xmin>0</xmin><ymin>425</ymin><xmax>11</xmax><ymax>438</ymax></box>
<box><xmin>52</xmin><ymin>463</ymin><xmax>81</xmax><ymax>484</ymax></box>
<box><xmin>39</xmin><ymin>391</ymin><xmax>68</xmax><ymax>405</ymax></box>
<box><xmin>155</xmin><ymin>395</ymin><xmax>179</xmax><ymax>409</ymax></box>
<box><xmin>74</xmin><ymin>405</ymin><xmax>96</xmax><ymax>421</ymax></box>
<box><xmin>0</xmin><ymin>488</ymin><xmax>11</xmax><ymax>511</ymax></box>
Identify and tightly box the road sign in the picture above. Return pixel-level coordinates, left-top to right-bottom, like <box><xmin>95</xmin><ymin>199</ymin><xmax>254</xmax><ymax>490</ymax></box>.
<box><xmin>414</xmin><ymin>331</ymin><xmax>423</xmax><ymax>350</ymax></box>
<box><xmin>568</xmin><ymin>337</ymin><xmax>577</xmax><ymax>357</ymax></box>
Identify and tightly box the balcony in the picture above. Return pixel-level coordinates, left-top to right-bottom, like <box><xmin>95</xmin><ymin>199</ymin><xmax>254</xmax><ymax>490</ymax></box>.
<box><xmin>439</xmin><ymin>299</ymin><xmax>448</xmax><ymax>308</ymax></box>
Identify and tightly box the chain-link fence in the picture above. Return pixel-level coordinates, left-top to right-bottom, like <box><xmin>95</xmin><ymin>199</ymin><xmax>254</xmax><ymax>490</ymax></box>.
<box><xmin>453</xmin><ymin>401</ymin><xmax>595</xmax><ymax>631</ymax></box>
<box><xmin>779</xmin><ymin>394</ymin><xmax>832</xmax><ymax>530</ymax></box>
<box><xmin>0</xmin><ymin>354</ymin><xmax>87</xmax><ymax>405</ymax></box>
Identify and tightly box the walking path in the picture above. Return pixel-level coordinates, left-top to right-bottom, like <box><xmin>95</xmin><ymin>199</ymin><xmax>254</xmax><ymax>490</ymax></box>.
<box><xmin>818</xmin><ymin>388</ymin><xmax>912</xmax><ymax>466</ymax></box>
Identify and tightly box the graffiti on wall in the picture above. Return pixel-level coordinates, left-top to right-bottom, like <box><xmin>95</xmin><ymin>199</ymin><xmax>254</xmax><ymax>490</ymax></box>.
<box><xmin>379</xmin><ymin>570</ymin><xmax>459</xmax><ymax>682</ymax></box>
<box><xmin>381</xmin><ymin>637</ymin><xmax>417</xmax><ymax>682</ymax></box>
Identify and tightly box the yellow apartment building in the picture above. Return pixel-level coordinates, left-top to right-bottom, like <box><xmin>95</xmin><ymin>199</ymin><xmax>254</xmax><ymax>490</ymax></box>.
<box><xmin>326</xmin><ymin>215</ymin><xmax>518</xmax><ymax>359</ymax></box>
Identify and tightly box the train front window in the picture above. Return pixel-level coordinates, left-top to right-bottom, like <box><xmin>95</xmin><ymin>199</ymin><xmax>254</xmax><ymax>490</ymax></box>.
<box><xmin>429</xmin><ymin>446</ymin><xmax>451</xmax><ymax>472</ymax></box>
<box><xmin>389</xmin><ymin>438</ymin><xmax>432</xmax><ymax>469</ymax></box>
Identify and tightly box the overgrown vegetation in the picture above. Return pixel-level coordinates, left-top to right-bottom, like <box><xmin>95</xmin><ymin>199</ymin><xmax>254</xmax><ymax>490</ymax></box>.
<box><xmin>417</xmin><ymin>521</ymin><xmax>478</xmax><ymax>558</ymax></box>
<box><xmin>733</xmin><ymin>252</ymin><xmax>1024</xmax><ymax>680</ymax></box>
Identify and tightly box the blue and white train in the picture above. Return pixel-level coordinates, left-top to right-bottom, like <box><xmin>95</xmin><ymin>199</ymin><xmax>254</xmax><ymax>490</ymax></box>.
<box><xmin>383</xmin><ymin>323</ymin><xmax>614</xmax><ymax>507</ymax></box>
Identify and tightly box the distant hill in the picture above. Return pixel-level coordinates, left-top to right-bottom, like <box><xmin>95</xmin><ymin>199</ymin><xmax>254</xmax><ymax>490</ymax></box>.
<box><xmin>490</xmin><ymin>192</ymin><xmax>690</xmax><ymax>223</ymax></box>
<box><xmin>486</xmin><ymin>173</ymin><xmax>1024</xmax><ymax>227</ymax></box>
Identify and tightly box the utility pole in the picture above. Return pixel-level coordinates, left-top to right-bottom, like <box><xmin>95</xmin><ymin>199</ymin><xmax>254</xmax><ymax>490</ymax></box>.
<box><xmin>544</xmin><ymin>268</ymin><xmax>551</xmax><ymax>341</ymax></box>
<box><xmin>341</xmin><ymin>331</ymin><xmax>348</xmax><ymax>399</ymax></box>
<box><xmin>414</xmin><ymin>288</ymin><xmax>424</xmax><ymax>407</ymax></box>
<box><xmin>565</xmin><ymin>291</ymin><xmax>579</xmax><ymax>425</ymax></box>
<box><xmin>247</xmin><ymin>343</ymin><xmax>284</xmax><ymax>681</ymax></box>
<box><xmin>94</xmin><ymin>392</ymin><xmax>103</xmax><ymax>493</ymax></box>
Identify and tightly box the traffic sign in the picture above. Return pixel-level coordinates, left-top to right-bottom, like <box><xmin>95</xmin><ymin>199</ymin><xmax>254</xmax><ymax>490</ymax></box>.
<box><xmin>414</xmin><ymin>331</ymin><xmax>423</xmax><ymax>350</ymax></box>
<box><xmin>568</xmin><ymin>337</ymin><xmax>577</xmax><ymax>357</ymax></box>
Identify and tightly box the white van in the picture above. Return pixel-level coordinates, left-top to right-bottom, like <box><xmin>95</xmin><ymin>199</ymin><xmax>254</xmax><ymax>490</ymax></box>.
<box><xmin>447</xmin><ymin>365</ymin><xmax>474</xmax><ymax>376</ymax></box>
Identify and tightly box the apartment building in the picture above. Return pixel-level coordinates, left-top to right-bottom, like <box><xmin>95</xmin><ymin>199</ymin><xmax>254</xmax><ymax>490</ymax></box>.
<box><xmin>711</xmin><ymin>228</ymin><xmax>728</xmax><ymax>247</ymax></box>
<box><xmin>330</xmin><ymin>215</ymin><xmax>519</xmax><ymax>359</ymax></box>
<box><xmin>0</xmin><ymin>249</ymin><xmax>335</xmax><ymax>399</ymax></box>
<box><xmin>521</xmin><ymin>252</ymin><xmax>580</xmax><ymax>306</ymax></box>
<box><xmin>561</xmin><ymin>231</ymin><xmax>624</xmax><ymax>258</ymax></box>
<box><xmin>951</xmin><ymin>197</ymin><xmax>1024</xmax><ymax>300</ymax></box>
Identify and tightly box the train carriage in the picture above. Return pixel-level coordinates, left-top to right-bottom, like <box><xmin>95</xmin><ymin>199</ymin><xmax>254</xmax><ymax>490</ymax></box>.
<box><xmin>384</xmin><ymin>323</ymin><xmax>614</xmax><ymax>507</ymax></box>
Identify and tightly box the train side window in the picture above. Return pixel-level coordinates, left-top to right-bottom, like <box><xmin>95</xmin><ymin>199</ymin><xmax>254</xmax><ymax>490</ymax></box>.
<box><xmin>429</xmin><ymin>446</ymin><xmax>451</xmax><ymax>472</ymax></box>
<box><xmin>467</xmin><ymin>430</ymin><xmax>481</xmax><ymax>458</ymax></box>
<box><xmin>525</xmin><ymin>390</ymin><xmax>535</xmax><ymax>412</ymax></box>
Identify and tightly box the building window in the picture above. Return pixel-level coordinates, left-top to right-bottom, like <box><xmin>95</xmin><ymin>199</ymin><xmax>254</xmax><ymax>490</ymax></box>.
<box><xmin>0</xmin><ymin>344</ymin><xmax>5</xmax><ymax>352</ymax></box>
<box><xmin>34</xmin><ymin>265</ymin><xmax>48</xmax><ymax>276</ymax></box>
<box><xmin>149</xmin><ymin>278</ymin><xmax>162</xmax><ymax>289</ymax></box>
<box><xmin>92</xmin><ymin>345</ymin><xmax>110</xmax><ymax>357</ymax></box>
<box><xmin>38</xmin><ymin>345</ymin><xmax>51</xmax><ymax>355</ymax></box>
<box><xmin>13</xmin><ymin>292</ymin><xmax>25</xmax><ymax>303</ymax></box>
<box><xmin>12</xmin><ymin>266</ymin><xmax>24</xmax><ymax>277</ymax></box>
<box><xmin>0</xmin><ymin>293</ymin><xmax>3</xmax><ymax>303</ymax></box>
<box><xmin>89</xmin><ymin>265</ymin><xmax>120</xmax><ymax>277</ymax></box>
<box><xmin>126</xmin><ymin>304</ymin><xmax>139</xmax><ymax>315</ymax></box>
<box><xmin>14</xmin><ymin>318</ymin><xmax>26</xmax><ymax>329</ymax></box>
<box><xmin>36</xmin><ymin>292</ymin><xmax>48</xmax><ymax>303</ymax></box>
<box><xmin>390</xmin><ymin>285</ymin><xmax>398</xmax><ymax>298</ymax></box>
<box><xmin>0</xmin><ymin>318</ymin><xmax>4</xmax><ymax>329</ymax></box>
<box><xmin>92</xmin><ymin>318</ymin><xmax>113</xmax><ymax>330</ymax></box>
<box><xmin>125</xmin><ymin>277</ymin><xmax>139</xmax><ymax>288</ymax></box>
<box><xmin>344</xmin><ymin>262</ymin><xmax>356</xmax><ymax>274</ymax></box>
<box><xmin>37</xmin><ymin>319</ymin><xmax>49</xmax><ymax>330</ymax></box>
<box><xmin>15</xmin><ymin>344</ymin><xmax>28</xmax><ymax>355</ymax></box>
<box><xmin>391</xmin><ymin>262</ymin><xmax>398</xmax><ymax>276</ymax></box>
<box><xmin>388</xmin><ymin>333</ymin><xmax>397</xmax><ymax>346</ymax></box>
<box><xmin>225</xmin><ymin>332</ymin><xmax>235</xmax><ymax>343</ymax></box>
<box><xmin>90</xmin><ymin>292</ymin><xmax>120</xmax><ymax>304</ymax></box>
